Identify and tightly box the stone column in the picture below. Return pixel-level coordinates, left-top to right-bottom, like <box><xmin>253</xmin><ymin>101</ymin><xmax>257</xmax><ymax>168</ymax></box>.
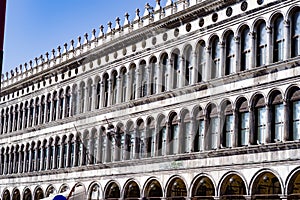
<box><xmin>204</xmin><ymin>115</ymin><xmax>209</xmax><ymax>150</ymax></box>
<box><xmin>217</xmin><ymin>113</ymin><xmax>222</xmax><ymax>149</ymax></box>
<box><xmin>235</xmin><ymin>36</ymin><xmax>240</xmax><ymax>72</ymax></box>
<box><xmin>249</xmin><ymin>32</ymin><xmax>256</xmax><ymax>69</ymax></box>
<box><xmin>204</xmin><ymin>47</ymin><xmax>211</xmax><ymax>81</ymax></box>
<box><xmin>178</xmin><ymin>119</ymin><xmax>183</xmax><ymax>154</ymax></box>
<box><xmin>283</xmin><ymin>100</ymin><xmax>290</xmax><ymax>141</ymax></box>
<box><xmin>284</xmin><ymin>20</ymin><xmax>290</xmax><ymax>60</ymax></box>
<box><xmin>3</xmin><ymin>113</ymin><xmax>7</xmax><ymax>133</ymax></box>
<box><xmin>266</xmin><ymin>26</ymin><xmax>272</xmax><ymax>65</ymax></box>
<box><xmin>219</xmin><ymin>42</ymin><xmax>225</xmax><ymax>77</ymax></box>
<box><xmin>266</xmin><ymin>104</ymin><xmax>272</xmax><ymax>143</ymax></box>
<box><xmin>85</xmin><ymin>86</ymin><xmax>90</xmax><ymax>112</ymax></box>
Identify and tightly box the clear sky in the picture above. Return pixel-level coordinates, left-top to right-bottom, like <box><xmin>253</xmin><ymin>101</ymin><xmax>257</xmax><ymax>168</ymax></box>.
<box><xmin>3</xmin><ymin>0</ymin><xmax>165</xmax><ymax>74</ymax></box>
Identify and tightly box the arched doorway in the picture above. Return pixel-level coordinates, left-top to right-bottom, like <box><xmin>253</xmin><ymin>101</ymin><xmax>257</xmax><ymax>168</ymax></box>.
<box><xmin>191</xmin><ymin>176</ymin><xmax>215</xmax><ymax>199</ymax></box>
<box><xmin>287</xmin><ymin>170</ymin><xmax>300</xmax><ymax>199</ymax></box>
<box><xmin>12</xmin><ymin>189</ymin><xmax>20</xmax><ymax>200</ymax></box>
<box><xmin>220</xmin><ymin>174</ymin><xmax>246</xmax><ymax>200</ymax></box>
<box><xmin>105</xmin><ymin>182</ymin><xmax>120</xmax><ymax>200</ymax></box>
<box><xmin>144</xmin><ymin>179</ymin><xmax>163</xmax><ymax>200</ymax></box>
<box><xmin>124</xmin><ymin>181</ymin><xmax>140</xmax><ymax>200</ymax></box>
<box><xmin>34</xmin><ymin>187</ymin><xmax>44</xmax><ymax>200</ymax></box>
<box><xmin>251</xmin><ymin>172</ymin><xmax>282</xmax><ymax>199</ymax></box>
<box><xmin>23</xmin><ymin>188</ymin><xmax>32</xmax><ymax>200</ymax></box>
<box><xmin>166</xmin><ymin>177</ymin><xmax>187</xmax><ymax>200</ymax></box>
<box><xmin>2</xmin><ymin>189</ymin><xmax>10</xmax><ymax>200</ymax></box>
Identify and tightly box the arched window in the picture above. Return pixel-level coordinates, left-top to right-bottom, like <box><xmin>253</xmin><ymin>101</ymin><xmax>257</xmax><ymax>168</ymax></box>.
<box><xmin>130</xmin><ymin>64</ymin><xmax>137</xmax><ymax>100</ymax></box>
<box><xmin>61</xmin><ymin>136</ymin><xmax>67</xmax><ymax>168</ymax></box>
<box><xmin>72</xmin><ymin>85</ymin><xmax>78</xmax><ymax>115</ymax></box>
<box><xmin>29</xmin><ymin>142</ymin><xmax>35</xmax><ymax>172</ymax></box>
<box><xmin>65</xmin><ymin>87</ymin><xmax>71</xmax><ymax>118</ymax></box>
<box><xmin>270</xmin><ymin>91</ymin><xmax>284</xmax><ymax>142</ymax></box>
<box><xmin>241</xmin><ymin>26</ymin><xmax>251</xmax><ymax>71</ymax></box>
<box><xmin>237</xmin><ymin>98</ymin><xmax>250</xmax><ymax>146</ymax></box>
<box><xmin>95</xmin><ymin>77</ymin><xmax>101</xmax><ymax>109</ymax></box>
<box><xmin>126</xmin><ymin>122</ymin><xmax>135</xmax><ymax>160</ymax></box>
<box><xmin>146</xmin><ymin>117</ymin><xmax>155</xmax><ymax>157</ymax></box>
<box><xmin>197</xmin><ymin>41</ymin><xmax>206</xmax><ymax>82</ymax></box>
<box><xmin>14</xmin><ymin>105</ymin><xmax>19</xmax><ymax>131</ymax></box>
<box><xmin>167</xmin><ymin>178</ymin><xmax>187</xmax><ymax>199</ymax></box>
<box><xmin>115</xmin><ymin>124</ymin><xmax>124</xmax><ymax>161</ymax></box>
<box><xmin>107</xmin><ymin>126</ymin><xmax>114</xmax><ymax>162</ymax></box>
<box><xmin>225</xmin><ymin>32</ymin><xmax>235</xmax><ymax>75</ymax></box>
<box><xmin>184</xmin><ymin>45</ymin><xmax>192</xmax><ymax>86</ymax></box>
<box><xmin>58</xmin><ymin>90</ymin><xmax>64</xmax><ymax>119</ymax></box>
<box><xmin>14</xmin><ymin>145</ymin><xmax>19</xmax><ymax>173</ymax></box>
<box><xmin>69</xmin><ymin>135</ymin><xmax>75</xmax><ymax>167</ymax></box>
<box><xmin>105</xmin><ymin>182</ymin><xmax>120</xmax><ymax>199</ymax></box>
<box><xmin>157</xmin><ymin>115</ymin><xmax>167</xmax><ymax>156</ymax></box>
<box><xmin>288</xmin><ymin>87</ymin><xmax>300</xmax><ymax>140</ymax></box>
<box><xmin>150</xmin><ymin>57</ymin><xmax>158</xmax><ymax>95</ymax></box>
<box><xmin>100</xmin><ymin>127</ymin><xmax>107</xmax><ymax>163</ymax></box>
<box><xmin>124</xmin><ymin>181</ymin><xmax>140</xmax><ymax>200</ymax></box>
<box><xmin>79</xmin><ymin>82</ymin><xmax>85</xmax><ymax>113</ymax></box>
<box><xmin>46</xmin><ymin>94</ymin><xmax>51</xmax><ymax>122</ymax></box>
<box><xmin>160</xmin><ymin>54</ymin><xmax>168</xmax><ymax>92</ymax></box>
<box><xmin>34</xmin><ymin>98</ymin><xmax>40</xmax><ymax>125</ymax></box>
<box><xmin>48</xmin><ymin>139</ymin><xmax>54</xmax><ymax>169</ymax></box>
<box><xmin>144</xmin><ymin>180</ymin><xmax>163</xmax><ymax>199</ymax></box>
<box><xmin>29</xmin><ymin>100</ymin><xmax>34</xmax><ymax>127</ymax></box>
<box><xmin>169</xmin><ymin>113</ymin><xmax>179</xmax><ymax>155</ymax></box>
<box><xmin>111</xmin><ymin>71</ymin><xmax>118</xmax><ymax>105</ymax></box>
<box><xmin>87</xmin><ymin>79</ymin><xmax>93</xmax><ymax>111</ymax></box>
<box><xmin>254</xmin><ymin>95</ymin><xmax>267</xmax><ymax>144</ymax></box>
<box><xmin>171</xmin><ymin>50</ymin><xmax>180</xmax><ymax>89</ymax></box>
<box><xmin>52</xmin><ymin>91</ymin><xmax>58</xmax><ymax>121</ymax></box>
<box><xmin>90</xmin><ymin>130</ymin><xmax>98</xmax><ymax>164</ymax></box>
<box><xmin>140</xmin><ymin>60</ymin><xmax>147</xmax><ymax>97</ymax></box>
<box><xmin>120</xmin><ymin>68</ymin><xmax>127</xmax><ymax>102</ymax></box>
<box><xmin>211</xmin><ymin>36</ymin><xmax>220</xmax><ymax>79</ymax></box>
<box><xmin>206</xmin><ymin>104</ymin><xmax>218</xmax><ymax>150</ymax></box>
<box><xmin>23</xmin><ymin>188</ymin><xmax>32</xmax><ymax>200</ymax></box>
<box><xmin>82</xmin><ymin>132</ymin><xmax>89</xmax><ymax>165</ymax></box>
<box><xmin>42</xmin><ymin>140</ymin><xmax>47</xmax><ymax>170</ymax></box>
<box><xmin>273</xmin><ymin>15</ymin><xmax>284</xmax><ymax>62</ymax></box>
<box><xmin>24</xmin><ymin>102</ymin><xmax>29</xmax><ymax>129</ymax></box>
<box><xmin>9</xmin><ymin>106</ymin><xmax>14</xmax><ymax>132</ymax></box>
<box><xmin>181</xmin><ymin>110</ymin><xmax>191</xmax><ymax>153</ymax></box>
<box><xmin>103</xmin><ymin>73</ymin><xmax>109</xmax><ymax>107</ymax></box>
<box><xmin>24</xmin><ymin>144</ymin><xmax>30</xmax><ymax>172</ymax></box>
<box><xmin>221</xmin><ymin>101</ymin><xmax>233</xmax><ymax>148</ymax></box>
<box><xmin>194</xmin><ymin>107</ymin><xmax>205</xmax><ymax>152</ymax></box>
<box><xmin>0</xmin><ymin>109</ymin><xmax>4</xmax><ymax>134</ymax></box>
<box><xmin>220</xmin><ymin>174</ymin><xmax>246</xmax><ymax>199</ymax></box>
<box><xmin>55</xmin><ymin>138</ymin><xmax>60</xmax><ymax>169</ymax></box>
<box><xmin>292</xmin><ymin>10</ymin><xmax>300</xmax><ymax>57</ymax></box>
<box><xmin>137</xmin><ymin>119</ymin><xmax>146</xmax><ymax>159</ymax></box>
<box><xmin>75</xmin><ymin>134</ymin><xmax>82</xmax><ymax>166</ymax></box>
<box><xmin>256</xmin><ymin>21</ymin><xmax>267</xmax><ymax>66</ymax></box>
<box><xmin>36</xmin><ymin>141</ymin><xmax>41</xmax><ymax>171</ymax></box>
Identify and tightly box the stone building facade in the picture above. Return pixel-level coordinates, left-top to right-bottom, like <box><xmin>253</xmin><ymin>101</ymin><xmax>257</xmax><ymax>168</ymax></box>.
<box><xmin>1</xmin><ymin>0</ymin><xmax>300</xmax><ymax>199</ymax></box>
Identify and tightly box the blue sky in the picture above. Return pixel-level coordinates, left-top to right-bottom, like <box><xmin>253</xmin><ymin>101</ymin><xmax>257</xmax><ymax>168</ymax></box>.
<box><xmin>3</xmin><ymin>0</ymin><xmax>165</xmax><ymax>73</ymax></box>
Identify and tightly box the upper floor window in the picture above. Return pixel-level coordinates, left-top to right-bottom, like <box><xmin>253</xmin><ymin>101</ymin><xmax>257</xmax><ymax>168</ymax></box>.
<box><xmin>150</xmin><ymin>57</ymin><xmax>158</xmax><ymax>95</ymax></box>
<box><xmin>256</xmin><ymin>21</ymin><xmax>267</xmax><ymax>66</ymax></box>
<box><xmin>238</xmin><ymin>99</ymin><xmax>249</xmax><ymax>146</ymax></box>
<box><xmin>273</xmin><ymin>16</ymin><xmax>284</xmax><ymax>62</ymax></box>
<box><xmin>130</xmin><ymin>65</ymin><xmax>136</xmax><ymax>100</ymax></box>
<box><xmin>171</xmin><ymin>50</ymin><xmax>180</xmax><ymax>89</ymax></box>
<box><xmin>194</xmin><ymin>108</ymin><xmax>204</xmax><ymax>152</ymax></box>
<box><xmin>292</xmin><ymin>10</ymin><xmax>300</xmax><ymax>57</ymax></box>
<box><xmin>225</xmin><ymin>32</ymin><xmax>235</xmax><ymax>75</ymax></box>
<box><xmin>169</xmin><ymin>113</ymin><xmax>179</xmax><ymax>155</ymax></box>
<box><xmin>184</xmin><ymin>46</ymin><xmax>193</xmax><ymax>86</ymax></box>
<box><xmin>271</xmin><ymin>92</ymin><xmax>284</xmax><ymax>142</ymax></box>
<box><xmin>222</xmin><ymin>102</ymin><xmax>233</xmax><ymax>148</ymax></box>
<box><xmin>158</xmin><ymin>116</ymin><xmax>167</xmax><ymax>156</ymax></box>
<box><xmin>197</xmin><ymin>41</ymin><xmax>206</xmax><ymax>82</ymax></box>
<box><xmin>111</xmin><ymin>71</ymin><xmax>118</xmax><ymax>105</ymax></box>
<box><xmin>207</xmin><ymin>104</ymin><xmax>218</xmax><ymax>150</ymax></box>
<box><xmin>254</xmin><ymin>95</ymin><xmax>266</xmax><ymax>144</ymax></box>
<box><xmin>240</xmin><ymin>26</ymin><xmax>250</xmax><ymax>71</ymax></box>
<box><xmin>182</xmin><ymin>111</ymin><xmax>191</xmax><ymax>153</ymax></box>
<box><xmin>140</xmin><ymin>61</ymin><xmax>147</xmax><ymax>97</ymax></box>
<box><xmin>160</xmin><ymin>54</ymin><xmax>168</xmax><ymax>92</ymax></box>
<box><xmin>211</xmin><ymin>37</ymin><xmax>220</xmax><ymax>79</ymax></box>
<box><xmin>147</xmin><ymin>118</ymin><xmax>156</xmax><ymax>158</ymax></box>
